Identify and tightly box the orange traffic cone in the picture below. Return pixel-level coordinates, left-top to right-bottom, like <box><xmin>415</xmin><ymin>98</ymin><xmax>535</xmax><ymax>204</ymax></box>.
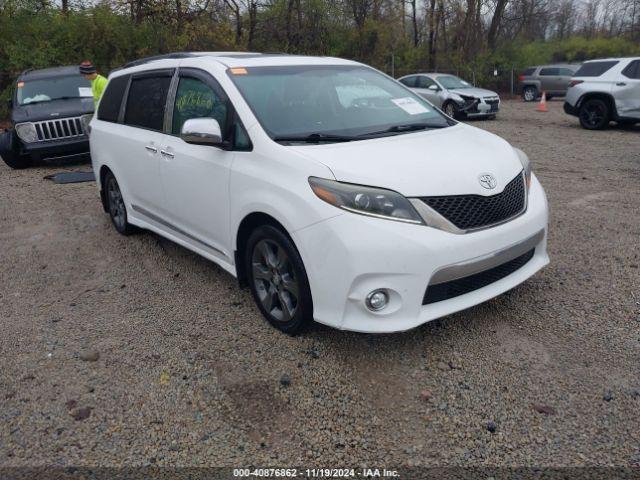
<box><xmin>536</xmin><ymin>92</ymin><xmax>548</xmax><ymax>112</ymax></box>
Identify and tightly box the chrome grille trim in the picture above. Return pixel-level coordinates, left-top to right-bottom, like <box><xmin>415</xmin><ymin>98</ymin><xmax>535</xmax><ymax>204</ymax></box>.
<box><xmin>31</xmin><ymin>116</ymin><xmax>86</xmax><ymax>142</ymax></box>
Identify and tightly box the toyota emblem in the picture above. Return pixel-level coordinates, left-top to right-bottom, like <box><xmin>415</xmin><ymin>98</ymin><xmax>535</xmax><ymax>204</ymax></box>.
<box><xmin>478</xmin><ymin>173</ymin><xmax>497</xmax><ymax>190</ymax></box>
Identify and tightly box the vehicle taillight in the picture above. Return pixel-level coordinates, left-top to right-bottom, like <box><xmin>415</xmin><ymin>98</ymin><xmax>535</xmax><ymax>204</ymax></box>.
<box><xmin>568</xmin><ymin>80</ymin><xmax>583</xmax><ymax>87</ymax></box>
<box><xmin>518</xmin><ymin>74</ymin><xmax>525</xmax><ymax>82</ymax></box>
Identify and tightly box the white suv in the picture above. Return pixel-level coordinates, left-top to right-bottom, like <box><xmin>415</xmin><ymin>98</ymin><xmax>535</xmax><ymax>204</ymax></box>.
<box><xmin>90</xmin><ymin>52</ymin><xmax>549</xmax><ymax>334</ymax></box>
<box><xmin>564</xmin><ymin>57</ymin><xmax>640</xmax><ymax>129</ymax></box>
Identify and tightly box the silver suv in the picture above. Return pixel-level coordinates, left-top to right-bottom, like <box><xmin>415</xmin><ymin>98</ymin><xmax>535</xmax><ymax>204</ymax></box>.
<box><xmin>519</xmin><ymin>64</ymin><xmax>580</xmax><ymax>101</ymax></box>
<box><xmin>564</xmin><ymin>57</ymin><xmax>640</xmax><ymax>130</ymax></box>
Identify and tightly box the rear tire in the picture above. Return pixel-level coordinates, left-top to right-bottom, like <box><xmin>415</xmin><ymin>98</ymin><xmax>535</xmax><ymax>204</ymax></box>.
<box><xmin>579</xmin><ymin>98</ymin><xmax>610</xmax><ymax>130</ymax></box>
<box><xmin>245</xmin><ymin>225</ymin><xmax>313</xmax><ymax>335</ymax></box>
<box><xmin>522</xmin><ymin>86</ymin><xmax>537</xmax><ymax>102</ymax></box>
<box><xmin>104</xmin><ymin>171</ymin><xmax>137</xmax><ymax>235</ymax></box>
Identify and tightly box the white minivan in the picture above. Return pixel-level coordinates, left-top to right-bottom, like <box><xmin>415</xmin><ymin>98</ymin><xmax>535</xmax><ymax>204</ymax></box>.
<box><xmin>90</xmin><ymin>52</ymin><xmax>549</xmax><ymax>334</ymax></box>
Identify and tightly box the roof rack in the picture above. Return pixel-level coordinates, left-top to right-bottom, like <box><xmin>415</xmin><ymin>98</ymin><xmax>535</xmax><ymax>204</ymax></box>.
<box><xmin>121</xmin><ymin>52</ymin><xmax>197</xmax><ymax>69</ymax></box>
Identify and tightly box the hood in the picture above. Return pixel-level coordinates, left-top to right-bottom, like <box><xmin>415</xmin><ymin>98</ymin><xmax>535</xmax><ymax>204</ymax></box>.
<box><xmin>288</xmin><ymin>124</ymin><xmax>523</xmax><ymax>197</ymax></box>
<box><xmin>448</xmin><ymin>87</ymin><xmax>498</xmax><ymax>99</ymax></box>
<box><xmin>11</xmin><ymin>97</ymin><xmax>94</xmax><ymax>124</ymax></box>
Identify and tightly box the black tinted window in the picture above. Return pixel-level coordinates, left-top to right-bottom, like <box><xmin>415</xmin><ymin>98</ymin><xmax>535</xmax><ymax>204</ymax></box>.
<box><xmin>539</xmin><ymin>68</ymin><xmax>559</xmax><ymax>76</ymax></box>
<box><xmin>574</xmin><ymin>61</ymin><xmax>619</xmax><ymax>77</ymax></box>
<box><xmin>172</xmin><ymin>77</ymin><xmax>227</xmax><ymax>135</ymax></box>
<box><xmin>559</xmin><ymin>68</ymin><xmax>575</xmax><ymax>76</ymax></box>
<box><xmin>400</xmin><ymin>76</ymin><xmax>417</xmax><ymax>88</ymax></box>
<box><xmin>416</xmin><ymin>76</ymin><xmax>436</xmax><ymax>89</ymax></box>
<box><xmin>98</xmin><ymin>75</ymin><xmax>129</xmax><ymax>123</ymax></box>
<box><xmin>522</xmin><ymin>68</ymin><xmax>536</xmax><ymax>76</ymax></box>
<box><xmin>124</xmin><ymin>75</ymin><xmax>172</xmax><ymax>131</ymax></box>
<box><xmin>622</xmin><ymin>60</ymin><xmax>640</xmax><ymax>79</ymax></box>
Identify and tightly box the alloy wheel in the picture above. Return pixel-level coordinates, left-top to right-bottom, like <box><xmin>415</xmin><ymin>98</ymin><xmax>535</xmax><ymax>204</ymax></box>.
<box><xmin>107</xmin><ymin>177</ymin><xmax>126</xmax><ymax>230</ymax></box>
<box><xmin>251</xmin><ymin>239</ymin><xmax>299</xmax><ymax>322</ymax></box>
<box><xmin>444</xmin><ymin>103</ymin><xmax>455</xmax><ymax>117</ymax></box>
<box><xmin>523</xmin><ymin>88</ymin><xmax>535</xmax><ymax>102</ymax></box>
<box><xmin>580</xmin><ymin>103</ymin><xmax>605</xmax><ymax>128</ymax></box>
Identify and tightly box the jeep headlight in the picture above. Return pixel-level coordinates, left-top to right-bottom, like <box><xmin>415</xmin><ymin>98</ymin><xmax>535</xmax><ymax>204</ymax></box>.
<box><xmin>514</xmin><ymin>147</ymin><xmax>532</xmax><ymax>189</ymax></box>
<box><xmin>15</xmin><ymin>123</ymin><xmax>38</xmax><ymax>143</ymax></box>
<box><xmin>80</xmin><ymin>114</ymin><xmax>93</xmax><ymax>136</ymax></box>
<box><xmin>309</xmin><ymin>177</ymin><xmax>424</xmax><ymax>225</ymax></box>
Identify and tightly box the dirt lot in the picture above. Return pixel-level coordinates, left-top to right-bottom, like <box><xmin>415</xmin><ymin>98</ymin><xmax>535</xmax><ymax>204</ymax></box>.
<box><xmin>1</xmin><ymin>100</ymin><xmax>639</xmax><ymax>471</ymax></box>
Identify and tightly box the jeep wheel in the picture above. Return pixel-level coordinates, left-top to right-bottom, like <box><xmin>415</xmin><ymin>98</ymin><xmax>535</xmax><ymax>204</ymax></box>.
<box><xmin>522</xmin><ymin>86</ymin><xmax>537</xmax><ymax>102</ymax></box>
<box><xmin>245</xmin><ymin>225</ymin><xmax>313</xmax><ymax>335</ymax></box>
<box><xmin>1</xmin><ymin>151</ymin><xmax>32</xmax><ymax>169</ymax></box>
<box><xmin>105</xmin><ymin>171</ymin><xmax>137</xmax><ymax>235</ymax></box>
<box><xmin>579</xmin><ymin>99</ymin><xmax>610</xmax><ymax>130</ymax></box>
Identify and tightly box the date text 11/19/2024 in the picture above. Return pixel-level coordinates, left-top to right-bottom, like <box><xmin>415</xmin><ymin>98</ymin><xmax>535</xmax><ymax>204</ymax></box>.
<box><xmin>233</xmin><ymin>468</ymin><xmax>400</xmax><ymax>478</ymax></box>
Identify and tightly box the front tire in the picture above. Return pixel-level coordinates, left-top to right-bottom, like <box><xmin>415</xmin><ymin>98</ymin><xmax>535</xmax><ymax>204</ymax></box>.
<box><xmin>245</xmin><ymin>225</ymin><xmax>313</xmax><ymax>334</ymax></box>
<box><xmin>104</xmin><ymin>171</ymin><xmax>137</xmax><ymax>235</ymax></box>
<box><xmin>0</xmin><ymin>130</ymin><xmax>32</xmax><ymax>169</ymax></box>
<box><xmin>442</xmin><ymin>101</ymin><xmax>457</xmax><ymax>119</ymax></box>
<box><xmin>522</xmin><ymin>86</ymin><xmax>537</xmax><ymax>102</ymax></box>
<box><xmin>579</xmin><ymin>98</ymin><xmax>610</xmax><ymax>130</ymax></box>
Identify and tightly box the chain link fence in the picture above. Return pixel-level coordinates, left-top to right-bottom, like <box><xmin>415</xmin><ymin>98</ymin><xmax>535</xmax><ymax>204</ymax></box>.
<box><xmin>385</xmin><ymin>60</ymin><xmax>522</xmax><ymax>97</ymax></box>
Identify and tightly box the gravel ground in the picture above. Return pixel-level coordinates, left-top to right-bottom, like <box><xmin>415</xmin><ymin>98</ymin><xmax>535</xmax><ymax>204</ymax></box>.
<box><xmin>0</xmin><ymin>100</ymin><xmax>639</xmax><ymax>471</ymax></box>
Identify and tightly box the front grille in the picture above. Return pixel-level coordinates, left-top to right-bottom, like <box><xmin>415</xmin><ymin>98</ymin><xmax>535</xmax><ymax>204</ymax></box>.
<box><xmin>33</xmin><ymin>117</ymin><xmax>86</xmax><ymax>142</ymax></box>
<box><xmin>419</xmin><ymin>173</ymin><xmax>525</xmax><ymax>230</ymax></box>
<box><xmin>485</xmin><ymin>98</ymin><xmax>500</xmax><ymax>112</ymax></box>
<box><xmin>423</xmin><ymin>248</ymin><xmax>535</xmax><ymax>305</ymax></box>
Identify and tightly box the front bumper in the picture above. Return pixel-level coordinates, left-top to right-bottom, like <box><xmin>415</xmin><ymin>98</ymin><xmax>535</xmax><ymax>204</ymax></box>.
<box><xmin>292</xmin><ymin>174</ymin><xmax>549</xmax><ymax>333</ymax></box>
<box><xmin>20</xmin><ymin>137</ymin><xmax>90</xmax><ymax>160</ymax></box>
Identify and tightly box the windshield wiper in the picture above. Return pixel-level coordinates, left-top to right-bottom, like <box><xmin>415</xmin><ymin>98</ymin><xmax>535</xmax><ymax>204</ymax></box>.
<box><xmin>273</xmin><ymin>133</ymin><xmax>358</xmax><ymax>144</ymax></box>
<box><xmin>360</xmin><ymin>122</ymin><xmax>450</xmax><ymax>137</ymax></box>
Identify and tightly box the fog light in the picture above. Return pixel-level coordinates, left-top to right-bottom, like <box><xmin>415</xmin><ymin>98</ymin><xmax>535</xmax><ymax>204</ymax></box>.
<box><xmin>366</xmin><ymin>289</ymin><xmax>389</xmax><ymax>311</ymax></box>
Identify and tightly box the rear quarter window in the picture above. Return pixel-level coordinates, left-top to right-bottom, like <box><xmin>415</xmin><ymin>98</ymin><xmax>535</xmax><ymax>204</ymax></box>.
<box><xmin>97</xmin><ymin>75</ymin><xmax>129</xmax><ymax>123</ymax></box>
<box><xmin>574</xmin><ymin>61</ymin><xmax>619</xmax><ymax>77</ymax></box>
<box><xmin>522</xmin><ymin>68</ymin><xmax>536</xmax><ymax>76</ymax></box>
<box><xmin>539</xmin><ymin>68</ymin><xmax>559</xmax><ymax>76</ymax></box>
<box><xmin>399</xmin><ymin>76</ymin><xmax>417</xmax><ymax>88</ymax></box>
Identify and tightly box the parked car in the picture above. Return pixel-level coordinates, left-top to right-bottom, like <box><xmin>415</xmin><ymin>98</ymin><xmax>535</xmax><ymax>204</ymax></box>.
<box><xmin>90</xmin><ymin>52</ymin><xmax>549</xmax><ymax>334</ymax></box>
<box><xmin>564</xmin><ymin>57</ymin><xmax>640</xmax><ymax>130</ymax></box>
<box><xmin>518</xmin><ymin>64</ymin><xmax>580</xmax><ymax>102</ymax></box>
<box><xmin>397</xmin><ymin>73</ymin><xmax>500</xmax><ymax>119</ymax></box>
<box><xmin>0</xmin><ymin>66</ymin><xmax>94</xmax><ymax>169</ymax></box>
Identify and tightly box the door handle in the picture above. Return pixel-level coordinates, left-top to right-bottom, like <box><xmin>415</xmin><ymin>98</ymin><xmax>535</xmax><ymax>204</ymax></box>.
<box><xmin>145</xmin><ymin>145</ymin><xmax>158</xmax><ymax>153</ymax></box>
<box><xmin>616</xmin><ymin>82</ymin><xmax>626</xmax><ymax>86</ymax></box>
<box><xmin>160</xmin><ymin>149</ymin><xmax>174</xmax><ymax>158</ymax></box>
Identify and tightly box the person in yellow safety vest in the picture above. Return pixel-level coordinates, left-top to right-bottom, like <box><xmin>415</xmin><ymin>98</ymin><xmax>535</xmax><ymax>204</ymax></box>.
<box><xmin>79</xmin><ymin>60</ymin><xmax>107</xmax><ymax>108</ymax></box>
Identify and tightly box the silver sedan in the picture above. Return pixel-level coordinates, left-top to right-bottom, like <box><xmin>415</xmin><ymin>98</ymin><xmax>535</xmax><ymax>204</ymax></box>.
<box><xmin>398</xmin><ymin>73</ymin><xmax>500</xmax><ymax>119</ymax></box>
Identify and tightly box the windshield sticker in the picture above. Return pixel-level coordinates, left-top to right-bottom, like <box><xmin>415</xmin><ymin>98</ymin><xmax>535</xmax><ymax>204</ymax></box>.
<box><xmin>17</xmin><ymin>82</ymin><xmax>24</xmax><ymax>88</ymax></box>
<box><xmin>78</xmin><ymin>87</ymin><xmax>93</xmax><ymax>97</ymax></box>
<box><xmin>230</xmin><ymin>67</ymin><xmax>248</xmax><ymax>75</ymax></box>
<box><xmin>391</xmin><ymin>97</ymin><xmax>430</xmax><ymax>115</ymax></box>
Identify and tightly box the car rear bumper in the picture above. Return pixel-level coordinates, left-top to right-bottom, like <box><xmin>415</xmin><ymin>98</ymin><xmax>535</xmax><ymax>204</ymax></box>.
<box><xmin>563</xmin><ymin>102</ymin><xmax>578</xmax><ymax>117</ymax></box>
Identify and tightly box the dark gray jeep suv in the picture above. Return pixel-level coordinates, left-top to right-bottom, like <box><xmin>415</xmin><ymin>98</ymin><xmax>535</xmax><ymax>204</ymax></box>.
<box><xmin>0</xmin><ymin>66</ymin><xmax>94</xmax><ymax>169</ymax></box>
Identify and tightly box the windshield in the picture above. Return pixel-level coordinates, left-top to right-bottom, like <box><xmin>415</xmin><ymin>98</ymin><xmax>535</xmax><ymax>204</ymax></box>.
<box><xmin>436</xmin><ymin>75</ymin><xmax>473</xmax><ymax>89</ymax></box>
<box><xmin>228</xmin><ymin>65</ymin><xmax>451</xmax><ymax>142</ymax></box>
<box><xmin>16</xmin><ymin>75</ymin><xmax>92</xmax><ymax>105</ymax></box>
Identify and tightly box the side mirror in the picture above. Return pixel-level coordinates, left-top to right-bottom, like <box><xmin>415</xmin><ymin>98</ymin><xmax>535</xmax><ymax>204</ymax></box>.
<box><xmin>428</xmin><ymin>84</ymin><xmax>439</xmax><ymax>91</ymax></box>
<box><xmin>180</xmin><ymin>118</ymin><xmax>222</xmax><ymax>146</ymax></box>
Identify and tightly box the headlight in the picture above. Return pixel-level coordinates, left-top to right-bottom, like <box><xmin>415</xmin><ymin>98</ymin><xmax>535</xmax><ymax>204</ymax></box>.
<box><xmin>513</xmin><ymin>147</ymin><xmax>532</xmax><ymax>189</ymax></box>
<box><xmin>309</xmin><ymin>177</ymin><xmax>424</xmax><ymax>225</ymax></box>
<box><xmin>15</xmin><ymin>123</ymin><xmax>38</xmax><ymax>143</ymax></box>
<box><xmin>80</xmin><ymin>114</ymin><xmax>93</xmax><ymax>136</ymax></box>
